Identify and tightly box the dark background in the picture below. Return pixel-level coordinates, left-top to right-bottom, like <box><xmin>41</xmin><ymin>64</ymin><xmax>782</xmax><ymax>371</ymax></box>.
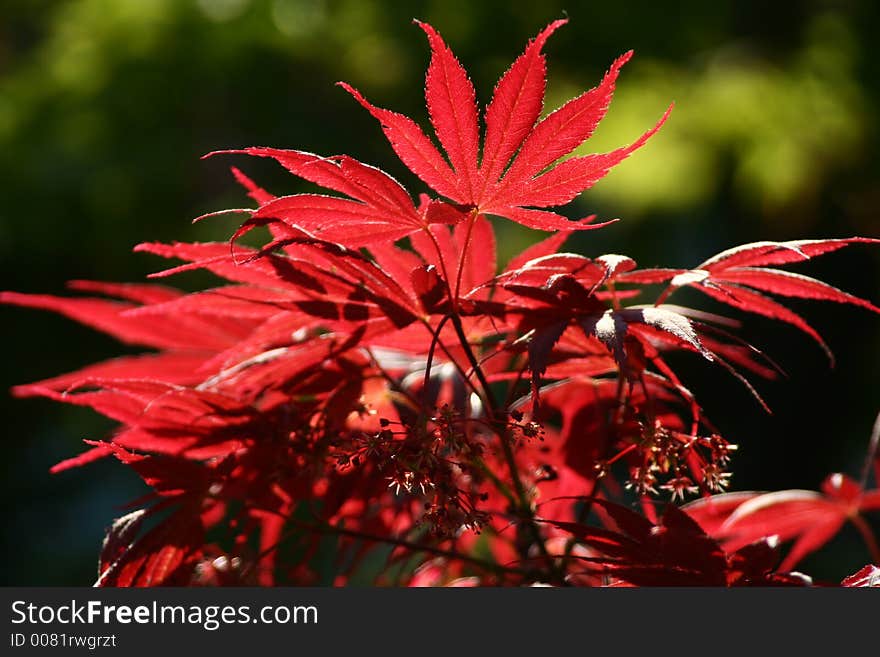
<box><xmin>1</xmin><ymin>0</ymin><xmax>878</xmax><ymax>585</ymax></box>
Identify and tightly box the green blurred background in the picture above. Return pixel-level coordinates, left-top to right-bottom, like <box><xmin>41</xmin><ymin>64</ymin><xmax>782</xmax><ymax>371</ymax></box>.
<box><xmin>1</xmin><ymin>0</ymin><xmax>878</xmax><ymax>585</ymax></box>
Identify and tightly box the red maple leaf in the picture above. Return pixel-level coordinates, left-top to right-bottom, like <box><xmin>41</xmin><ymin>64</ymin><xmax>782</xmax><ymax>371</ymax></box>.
<box><xmin>338</xmin><ymin>19</ymin><xmax>671</xmax><ymax>232</ymax></box>
<box><xmin>684</xmin><ymin>473</ymin><xmax>880</xmax><ymax>571</ymax></box>
<box><xmin>620</xmin><ymin>238</ymin><xmax>880</xmax><ymax>363</ymax></box>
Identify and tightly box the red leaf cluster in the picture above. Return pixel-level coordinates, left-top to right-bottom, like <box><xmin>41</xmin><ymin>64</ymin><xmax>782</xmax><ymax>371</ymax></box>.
<box><xmin>3</xmin><ymin>19</ymin><xmax>878</xmax><ymax>587</ymax></box>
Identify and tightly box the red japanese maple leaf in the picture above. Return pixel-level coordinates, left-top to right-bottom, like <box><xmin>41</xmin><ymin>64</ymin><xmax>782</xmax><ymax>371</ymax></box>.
<box><xmin>210</xmin><ymin>19</ymin><xmax>669</xmax><ymax>247</ymax></box>
<box><xmin>338</xmin><ymin>19</ymin><xmax>671</xmax><ymax>232</ymax></box>
<box><xmin>684</xmin><ymin>473</ymin><xmax>880</xmax><ymax>571</ymax></box>
<box><xmin>620</xmin><ymin>238</ymin><xmax>880</xmax><ymax>363</ymax></box>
